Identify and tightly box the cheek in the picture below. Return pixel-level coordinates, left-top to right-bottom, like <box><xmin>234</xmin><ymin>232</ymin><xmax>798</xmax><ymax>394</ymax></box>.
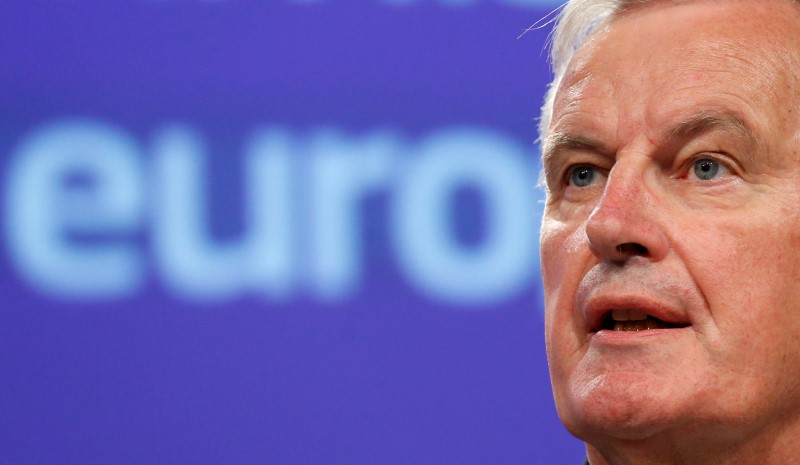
<box><xmin>540</xmin><ymin>217</ymin><xmax>587</xmax><ymax>294</ymax></box>
<box><xmin>688</xmin><ymin>211</ymin><xmax>800</xmax><ymax>364</ymax></box>
<box><xmin>708</xmin><ymin>220</ymin><xmax>800</xmax><ymax>312</ymax></box>
<box><xmin>541</xmin><ymin>216</ymin><xmax>589</xmax><ymax>360</ymax></box>
<box><xmin>540</xmin><ymin>221</ymin><xmax>567</xmax><ymax>352</ymax></box>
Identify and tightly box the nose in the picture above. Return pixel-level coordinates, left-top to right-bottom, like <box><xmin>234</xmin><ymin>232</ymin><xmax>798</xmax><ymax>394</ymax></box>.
<box><xmin>585</xmin><ymin>165</ymin><xmax>668</xmax><ymax>264</ymax></box>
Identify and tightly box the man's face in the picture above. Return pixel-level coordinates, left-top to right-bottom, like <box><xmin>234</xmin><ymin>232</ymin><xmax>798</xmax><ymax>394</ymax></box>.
<box><xmin>542</xmin><ymin>0</ymin><xmax>800</xmax><ymax>448</ymax></box>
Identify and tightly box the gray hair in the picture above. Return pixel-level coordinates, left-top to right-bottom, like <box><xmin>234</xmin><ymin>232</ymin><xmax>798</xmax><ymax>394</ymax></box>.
<box><xmin>538</xmin><ymin>0</ymin><xmax>627</xmax><ymax>143</ymax></box>
<box><xmin>537</xmin><ymin>0</ymin><xmax>800</xmax><ymax>143</ymax></box>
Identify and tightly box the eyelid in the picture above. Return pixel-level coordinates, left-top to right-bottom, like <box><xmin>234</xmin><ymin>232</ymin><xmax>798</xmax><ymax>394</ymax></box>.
<box><xmin>684</xmin><ymin>152</ymin><xmax>739</xmax><ymax>179</ymax></box>
<box><xmin>564</xmin><ymin>164</ymin><xmax>594</xmax><ymax>186</ymax></box>
<box><xmin>543</xmin><ymin>148</ymin><xmax>613</xmax><ymax>194</ymax></box>
<box><xmin>564</xmin><ymin>163</ymin><xmax>610</xmax><ymax>191</ymax></box>
<box><xmin>552</xmin><ymin>153</ymin><xmax>611</xmax><ymax>185</ymax></box>
<box><xmin>543</xmin><ymin>155</ymin><xmax>576</xmax><ymax>189</ymax></box>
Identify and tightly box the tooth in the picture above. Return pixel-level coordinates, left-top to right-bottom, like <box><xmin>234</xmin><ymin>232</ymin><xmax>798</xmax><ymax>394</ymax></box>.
<box><xmin>612</xmin><ymin>309</ymin><xmax>629</xmax><ymax>321</ymax></box>
<box><xmin>645</xmin><ymin>319</ymin><xmax>659</xmax><ymax>330</ymax></box>
<box><xmin>629</xmin><ymin>309</ymin><xmax>647</xmax><ymax>321</ymax></box>
<box><xmin>614</xmin><ymin>322</ymin><xmax>624</xmax><ymax>331</ymax></box>
<box><xmin>624</xmin><ymin>321</ymin><xmax>636</xmax><ymax>331</ymax></box>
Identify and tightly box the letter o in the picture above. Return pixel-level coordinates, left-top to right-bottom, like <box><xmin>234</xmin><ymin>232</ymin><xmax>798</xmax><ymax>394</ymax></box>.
<box><xmin>392</xmin><ymin>128</ymin><xmax>538</xmax><ymax>306</ymax></box>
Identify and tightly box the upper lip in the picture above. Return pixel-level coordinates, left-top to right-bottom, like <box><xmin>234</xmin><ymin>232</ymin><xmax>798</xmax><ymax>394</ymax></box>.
<box><xmin>583</xmin><ymin>294</ymin><xmax>691</xmax><ymax>333</ymax></box>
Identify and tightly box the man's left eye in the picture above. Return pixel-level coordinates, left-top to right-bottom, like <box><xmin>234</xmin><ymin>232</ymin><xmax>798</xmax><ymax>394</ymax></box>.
<box><xmin>691</xmin><ymin>158</ymin><xmax>730</xmax><ymax>181</ymax></box>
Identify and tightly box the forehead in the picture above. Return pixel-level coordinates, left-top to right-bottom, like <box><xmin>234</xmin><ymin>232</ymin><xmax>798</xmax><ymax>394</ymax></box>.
<box><xmin>550</xmin><ymin>0</ymin><xmax>800</xmax><ymax>145</ymax></box>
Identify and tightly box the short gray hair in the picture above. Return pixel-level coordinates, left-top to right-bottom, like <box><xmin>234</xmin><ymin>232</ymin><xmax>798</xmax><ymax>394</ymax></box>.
<box><xmin>538</xmin><ymin>0</ymin><xmax>620</xmax><ymax>142</ymax></box>
<box><xmin>537</xmin><ymin>0</ymin><xmax>800</xmax><ymax>143</ymax></box>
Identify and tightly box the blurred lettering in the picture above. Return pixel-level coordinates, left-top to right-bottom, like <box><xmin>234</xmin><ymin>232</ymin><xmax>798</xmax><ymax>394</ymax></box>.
<box><xmin>5</xmin><ymin>121</ymin><xmax>144</xmax><ymax>299</ymax></box>
<box><xmin>151</xmin><ymin>126</ymin><xmax>295</xmax><ymax>302</ymax></box>
<box><xmin>307</xmin><ymin>130</ymin><xmax>398</xmax><ymax>301</ymax></box>
<box><xmin>3</xmin><ymin>120</ymin><xmax>542</xmax><ymax>306</ymax></box>
<box><xmin>393</xmin><ymin>129</ymin><xmax>537</xmax><ymax>305</ymax></box>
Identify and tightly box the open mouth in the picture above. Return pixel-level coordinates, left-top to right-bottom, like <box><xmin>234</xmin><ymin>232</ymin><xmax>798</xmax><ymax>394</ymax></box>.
<box><xmin>600</xmin><ymin>309</ymin><xmax>690</xmax><ymax>332</ymax></box>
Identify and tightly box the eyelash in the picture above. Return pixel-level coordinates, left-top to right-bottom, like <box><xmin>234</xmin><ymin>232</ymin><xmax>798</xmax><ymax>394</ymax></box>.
<box><xmin>683</xmin><ymin>153</ymin><xmax>736</xmax><ymax>180</ymax></box>
<box><xmin>562</xmin><ymin>164</ymin><xmax>604</xmax><ymax>188</ymax></box>
<box><xmin>556</xmin><ymin>153</ymin><xmax>737</xmax><ymax>190</ymax></box>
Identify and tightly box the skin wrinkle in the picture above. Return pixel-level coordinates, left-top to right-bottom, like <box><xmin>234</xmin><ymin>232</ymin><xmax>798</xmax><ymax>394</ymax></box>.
<box><xmin>544</xmin><ymin>109</ymin><xmax>768</xmax><ymax>195</ymax></box>
<box><xmin>665</xmin><ymin>112</ymin><xmax>757</xmax><ymax>161</ymax></box>
<box><xmin>540</xmin><ymin>1</ymin><xmax>800</xmax><ymax>464</ymax></box>
<box><xmin>538</xmin><ymin>0</ymin><xmax>800</xmax><ymax>142</ymax></box>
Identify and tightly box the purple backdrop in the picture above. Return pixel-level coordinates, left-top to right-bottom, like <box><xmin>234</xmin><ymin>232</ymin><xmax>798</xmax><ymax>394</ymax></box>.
<box><xmin>0</xmin><ymin>1</ymin><xmax>584</xmax><ymax>464</ymax></box>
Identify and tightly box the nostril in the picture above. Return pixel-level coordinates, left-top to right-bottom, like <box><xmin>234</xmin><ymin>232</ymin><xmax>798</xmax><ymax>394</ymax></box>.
<box><xmin>616</xmin><ymin>242</ymin><xmax>648</xmax><ymax>256</ymax></box>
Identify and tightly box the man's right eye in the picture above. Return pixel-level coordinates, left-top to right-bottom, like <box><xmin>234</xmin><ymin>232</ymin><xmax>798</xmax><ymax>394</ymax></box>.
<box><xmin>568</xmin><ymin>165</ymin><xmax>597</xmax><ymax>187</ymax></box>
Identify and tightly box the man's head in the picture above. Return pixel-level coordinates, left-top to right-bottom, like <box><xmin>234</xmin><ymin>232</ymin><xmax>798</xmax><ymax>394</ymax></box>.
<box><xmin>539</xmin><ymin>0</ymin><xmax>800</xmax><ymax>463</ymax></box>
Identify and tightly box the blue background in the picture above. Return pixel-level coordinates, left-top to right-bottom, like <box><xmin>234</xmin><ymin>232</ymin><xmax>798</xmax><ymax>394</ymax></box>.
<box><xmin>0</xmin><ymin>0</ymin><xmax>585</xmax><ymax>464</ymax></box>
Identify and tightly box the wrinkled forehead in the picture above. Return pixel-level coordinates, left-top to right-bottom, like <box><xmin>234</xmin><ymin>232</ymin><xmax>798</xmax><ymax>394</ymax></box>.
<box><xmin>614</xmin><ymin>0</ymin><xmax>800</xmax><ymax>16</ymax></box>
<box><xmin>567</xmin><ymin>0</ymin><xmax>800</xmax><ymax>85</ymax></box>
<box><xmin>551</xmin><ymin>0</ymin><xmax>800</xmax><ymax>139</ymax></box>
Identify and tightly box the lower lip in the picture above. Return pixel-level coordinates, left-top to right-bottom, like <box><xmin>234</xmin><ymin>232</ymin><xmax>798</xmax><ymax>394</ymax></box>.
<box><xmin>590</xmin><ymin>326</ymin><xmax>692</xmax><ymax>345</ymax></box>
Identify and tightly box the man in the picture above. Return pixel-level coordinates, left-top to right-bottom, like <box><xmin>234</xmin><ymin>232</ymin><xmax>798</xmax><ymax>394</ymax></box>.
<box><xmin>539</xmin><ymin>0</ymin><xmax>800</xmax><ymax>463</ymax></box>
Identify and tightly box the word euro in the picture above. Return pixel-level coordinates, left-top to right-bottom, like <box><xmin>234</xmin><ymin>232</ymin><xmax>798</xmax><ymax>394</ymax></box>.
<box><xmin>5</xmin><ymin>120</ymin><xmax>543</xmax><ymax>306</ymax></box>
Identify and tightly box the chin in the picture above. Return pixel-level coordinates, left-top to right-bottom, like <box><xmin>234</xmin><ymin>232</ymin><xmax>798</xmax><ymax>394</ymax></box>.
<box><xmin>557</xmin><ymin>371</ymin><xmax>680</xmax><ymax>442</ymax></box>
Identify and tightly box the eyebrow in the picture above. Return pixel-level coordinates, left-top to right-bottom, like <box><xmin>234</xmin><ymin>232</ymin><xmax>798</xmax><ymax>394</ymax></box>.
<box><xmin>541</xmin><ymin>133</ymin><xmax>610</xmax><ymax>170</ymax></box>
<box><xmin>665</xmin><ymin>110</ymin><xmax>759</xmax><ymax>155</ymax></box>
<box><xmin>542</xmin><ymin>110</ymin><xmax>760</xmax><ymax>169</ymax></box>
